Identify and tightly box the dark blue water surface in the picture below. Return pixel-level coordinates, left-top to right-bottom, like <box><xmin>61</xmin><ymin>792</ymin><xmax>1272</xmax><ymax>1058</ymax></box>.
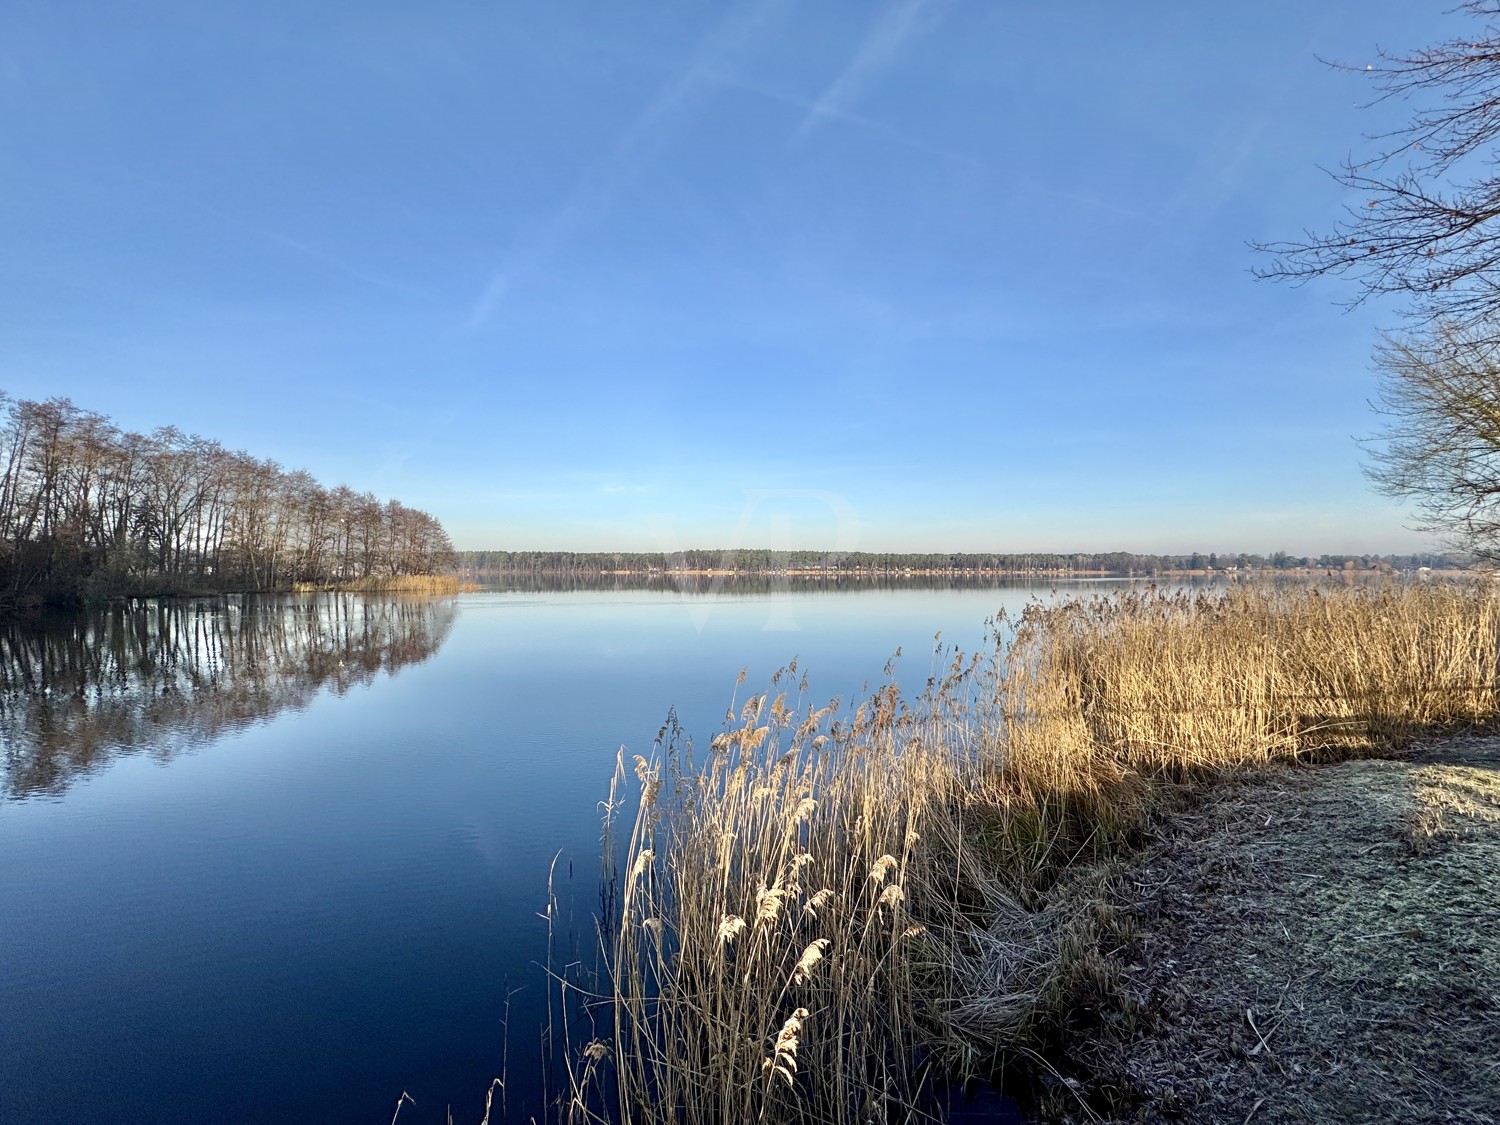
<box><xmin>0</xmin><ymin>584</ymin><xmax>1103</xmax><ymax>1124</ymax></box>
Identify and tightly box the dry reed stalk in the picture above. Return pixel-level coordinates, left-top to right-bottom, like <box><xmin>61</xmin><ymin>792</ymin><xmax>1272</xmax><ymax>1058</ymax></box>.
<box><xmin>568</xmin><ymin>580</ymin><xmax>1500</xmax><ymax>1124</ymax></box>
<box><xmin>291</xmin><ymin>575</ymin><xmax>460</xmax><ymax>595</ymax></box>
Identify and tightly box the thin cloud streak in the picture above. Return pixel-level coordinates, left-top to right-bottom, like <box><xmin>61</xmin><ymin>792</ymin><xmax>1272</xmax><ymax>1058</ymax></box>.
<box><xmin>465</xmin><ymin>0</ymin><xmax>787</xmax><ymax>328</ymax></box>
<box><xmin>704</xmin><ymin>69</ymin><xmax>980</xmax><ymax>166</ymax></box>
<box><xmin>264</xmin><ymin>231</ymin><xmax>428</xmax><ymax>299</ymax></box>
<box><xmin>114</xmin><ymin>168</ymin><xmax>429</xmax><ymax>301</ymax></box>
<box><xmin>792</xmin><ymin>0</ymin><xmax>946</xmax><ymax>143</ymax></box>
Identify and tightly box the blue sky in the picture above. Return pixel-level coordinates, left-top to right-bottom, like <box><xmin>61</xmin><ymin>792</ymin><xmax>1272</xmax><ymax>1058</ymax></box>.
<box><xmin>0</xmin><ymin>1</ymin><xmax>1466</xmax><ymax>553</ymax></box>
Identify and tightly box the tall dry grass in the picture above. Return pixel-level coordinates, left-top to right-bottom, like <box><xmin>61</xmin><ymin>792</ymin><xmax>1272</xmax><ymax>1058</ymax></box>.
<box><xmin>566</xmin><ymin>580</ymin><xmax>1500</xmax><ymax>1124</ymax></box>
<box><xmin>568</xmin><ymin>671</ymin><xmax>955</xmax><ymax>1125</ymax></box>
<box><xmin>292</xmin><ymin>575</ymin><xmax>460</xmax><ymax>595</ymax></box>
<box><xmin>977</xmin><ymin>581</ymin><xmax>1500</xmax><ymax>884</ymax></box>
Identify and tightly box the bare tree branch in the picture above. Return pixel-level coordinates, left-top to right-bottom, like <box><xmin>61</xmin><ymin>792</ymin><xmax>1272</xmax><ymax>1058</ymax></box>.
<box><xmin>1366</xmin><ymin>323</ymin><xmax>1500</xmax><ymax>557</ymax></box>
<box><xmin>1254</xmin><ymin>1</ymin><xmax>1500</xmax><ymax>332</ymax></box>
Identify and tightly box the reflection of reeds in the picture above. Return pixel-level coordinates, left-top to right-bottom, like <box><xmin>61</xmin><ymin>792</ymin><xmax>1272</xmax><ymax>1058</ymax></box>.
<box><xmin>572</xmin><ymin>581</ymin><xmax>1500</xmax><ymax>1124</ymax></box>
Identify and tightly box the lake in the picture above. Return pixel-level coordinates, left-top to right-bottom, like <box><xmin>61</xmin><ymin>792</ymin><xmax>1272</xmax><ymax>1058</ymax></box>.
<box><xmin>0</xmin><ymin>582</ymin><xmax>1122</xmax><ymax>1123</ymax></box>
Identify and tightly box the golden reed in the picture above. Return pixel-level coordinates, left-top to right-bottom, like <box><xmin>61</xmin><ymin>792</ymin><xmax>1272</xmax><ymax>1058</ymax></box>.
<box><xmin>565</xmin><ymin>581</ymin><xmax>1500</xmax><ymax>1124</ymax></box>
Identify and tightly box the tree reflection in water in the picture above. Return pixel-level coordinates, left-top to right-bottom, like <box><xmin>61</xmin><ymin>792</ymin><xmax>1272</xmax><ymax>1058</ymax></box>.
<box><xmin>0</xmin><ymin>594</ymin><xmax>456</xmax><ymax>800</ymax></box>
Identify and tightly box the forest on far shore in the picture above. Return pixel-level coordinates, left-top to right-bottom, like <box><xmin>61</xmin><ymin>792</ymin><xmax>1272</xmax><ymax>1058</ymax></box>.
<box><xmin>455</xmin><ymin>547</ymin><xmax>1472</xmax><ymax>577</ymax></box>
<box><xmin>0</xmin><ymin>394</ymin><xmax>455</xmax><ymax>607</ymax></box>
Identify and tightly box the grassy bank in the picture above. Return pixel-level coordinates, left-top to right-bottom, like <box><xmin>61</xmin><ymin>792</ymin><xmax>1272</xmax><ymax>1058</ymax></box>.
<box><xmin>291</xmin><ymin>575</ymin><xmax>461</xmax><ymax>595</ymax></box>
<box><xmin>0</xmin><ymin>573</ymin><xmax>463</xmax><ymax>614</ymax></box>
<box><xmin>1082</xmin><ymin>735</ymin><xmax>1500</xmax><ymax>1122</ymax></box>
<box><xmin>566</xmin><ymin>581</ymin><xmax>1500</xmax><ymax>1124</ymax></box>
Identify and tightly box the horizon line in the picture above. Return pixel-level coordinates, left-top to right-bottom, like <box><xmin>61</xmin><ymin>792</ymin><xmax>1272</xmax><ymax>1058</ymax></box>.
<box><xmin>450</xmin><ymin>546</ymin><xmax>1466</xmax><ymax>558</ymax></box>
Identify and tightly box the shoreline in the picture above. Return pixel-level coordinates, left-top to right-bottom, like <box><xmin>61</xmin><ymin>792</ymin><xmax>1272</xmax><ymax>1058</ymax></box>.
<box><xmin>464</xmin><ymin>566</ymin><xmax>1481</xmax><ymax>580</ymax></box>
<box><xmin>0</xmin><ymin>574</ymin><xmax>462</xmax><ymax>615</ymax></box>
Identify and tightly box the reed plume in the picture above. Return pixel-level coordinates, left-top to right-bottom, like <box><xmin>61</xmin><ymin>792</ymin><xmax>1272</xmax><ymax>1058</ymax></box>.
<box><xmin>567</xmin><ymin>580</ymin><xmax>1500</xmax><ymax>1124</ymax></box>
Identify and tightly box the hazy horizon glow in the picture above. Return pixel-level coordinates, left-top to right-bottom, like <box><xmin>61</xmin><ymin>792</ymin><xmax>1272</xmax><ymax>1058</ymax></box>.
<box><xmin>0</xmin><ymin>1</ymin><xmax>1466</xmax><ymax>555</ymax></box>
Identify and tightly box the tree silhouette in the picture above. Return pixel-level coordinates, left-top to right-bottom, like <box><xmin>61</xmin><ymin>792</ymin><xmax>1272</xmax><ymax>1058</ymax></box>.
<box><xmin>1255</xmin><ymin>2</ymin><xmax>1500</xmax><ymax>335</ymax></box>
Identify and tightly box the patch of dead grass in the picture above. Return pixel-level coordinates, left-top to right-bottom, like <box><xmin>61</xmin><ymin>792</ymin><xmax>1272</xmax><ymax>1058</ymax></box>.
<box><xmin>1063</xmin><ymin>737</ymin><xmax>1500</xmax><ymax>1124</ymax></box>
<box><xmin>1407</xmin><ymin>761</ymin><xmax>1500</xmax><ymax>850</ymax></box>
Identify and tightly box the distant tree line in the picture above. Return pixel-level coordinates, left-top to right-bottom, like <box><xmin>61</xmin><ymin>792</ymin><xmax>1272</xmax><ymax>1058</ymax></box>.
<box><xmin>456</xmin><ymin>549</ymin><xmax>1472</xmax><ymax>578</ymax></box>
<box><xmin>0</xmin><ymin>394</ymin><xmax>455</xmax><ymax>606</ymax></box>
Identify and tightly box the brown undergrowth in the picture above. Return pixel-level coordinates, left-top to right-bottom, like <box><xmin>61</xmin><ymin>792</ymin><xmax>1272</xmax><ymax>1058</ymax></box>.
<box><xmin>563</xmin><ymin>581</ymin><xmax>1500</xmax><ymax>1124</ymax></box>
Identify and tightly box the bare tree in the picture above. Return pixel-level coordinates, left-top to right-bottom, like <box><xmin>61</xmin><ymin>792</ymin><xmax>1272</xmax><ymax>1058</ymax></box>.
<box><xmin>1367</xmin><ymin>326</ymin><xmax>1500</xmax><ymax>556</ymax></box>
<box><xmin>1254</xmin><ymin>1</ymin><xmax>1500</xmax><ymax>333</ymax></box>
<box><xmin>0</xmin><ymin>392</ymin><xmax>456</xmax><ymax>601</ymax></box>
<box><xmin>1254</xmin><ymin>3</ymin><xmax>1500</xmax><ymax>556</ymax></box>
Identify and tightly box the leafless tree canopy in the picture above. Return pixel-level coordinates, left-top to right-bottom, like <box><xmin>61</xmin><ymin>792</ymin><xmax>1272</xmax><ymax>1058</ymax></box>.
<box><xmin>1367</xmin><ymin>326</ymin><xmax>1500</xmax><ymax>557</ymax></box>
<box><xmin>1254</xmin><ymin>1</ymin><xmax>1500</xmax><ymax>332</ymax></box>
<box><xmin>0</xmin><ymin>393</ymin><xmax>456</xmax><ymax>602</ymax></box>
<box><xmin>1254</xmin><ymin>3</ymin><xmax>1500</xmax><ymax>555</ymax></box>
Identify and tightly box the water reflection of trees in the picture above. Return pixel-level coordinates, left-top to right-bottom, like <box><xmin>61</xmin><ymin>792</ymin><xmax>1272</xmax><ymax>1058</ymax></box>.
<box><xmin>0</xmin><ymin>594</ymin><xmax>455</xmax><ymax>800</ymax></box>
<box><xmin>484</xmin><ymin>573</ymin><xmax>1302</xmax><ymax>596</ymax></box>
<box><xmin>484</xmin><ymin>572</ymin><xmax>1124</xmax><ymax>595</ymax></box>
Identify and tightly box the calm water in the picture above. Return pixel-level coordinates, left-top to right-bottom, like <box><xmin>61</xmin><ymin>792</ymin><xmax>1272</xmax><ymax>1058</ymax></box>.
<box><xmin>0</xmin><ymin>583</ymin><xmax>1119</xmax><ymax>1123</ymax></box>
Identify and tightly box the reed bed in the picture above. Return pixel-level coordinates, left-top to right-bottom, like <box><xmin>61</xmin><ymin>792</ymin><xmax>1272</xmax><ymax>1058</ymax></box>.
<box><xmin>291</xmin><ymin>574</ymin><xmax>460</xmax><ymax>595</ymax></box>
<box><xmin>568</xmin><ymin>581</ymin><xmax>1500</xmax><ymax>1124</ymax></box>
